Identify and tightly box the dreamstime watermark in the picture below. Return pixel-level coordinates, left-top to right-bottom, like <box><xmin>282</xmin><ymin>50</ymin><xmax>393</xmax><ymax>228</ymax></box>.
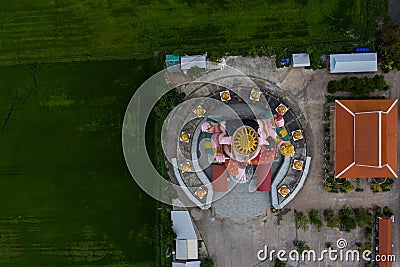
<box><xmin>257</xmin><ymin>238</ymin><xmax>396</xmax><ymax>263</ymax></box>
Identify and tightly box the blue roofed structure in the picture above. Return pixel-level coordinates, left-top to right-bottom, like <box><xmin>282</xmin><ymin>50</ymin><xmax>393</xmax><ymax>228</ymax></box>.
<box><xmin>166</xmin><ymin>54</ymin><xmax>181</xmax><ymax>72</ymax></box>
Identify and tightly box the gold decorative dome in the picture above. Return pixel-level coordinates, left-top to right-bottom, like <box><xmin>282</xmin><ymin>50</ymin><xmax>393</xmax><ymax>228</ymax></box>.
<box><xmin>293</xmin><ymin>130</ymin><xmax>302</xmax><ymax>140</ymax></box>
<box><xmin>220</xmin><ymin>91</ymin><xmax>230</xmax><ymax>101</ymax></box>
<box><xmin>293</xmin><ymin>160</ymin><xmax>303</xmax><ymax>170</ymax></box>
<box><xmin>233</xmin><ymin>126</ymin><xmax>259</xmax><ymax>156</ymax></box>
<box><xmin>195</xmin><ymin>106</ymin><xmax>205</xmax><ymax>116</ymax></box>
<box><xmin>277</xmin><ymin>105</ymin><xmax>287</xmax><ymax>115</ymax></box>
<box><xmin>181</xmin><ymin>163</ymin><xmax>191</xmax><ymax>172</ymax></box>
<box><xmin>251</xmin><ymin>91</ymin><xmax>260</xmax><ymax>100</ymax></box>
<box><xmin>280</xmin><ymin>142</ymin><xmax>295</xmax><ymax>156</ymax></box>
<box><xmin>279</xmin><ymin>186</ymin><xmax>290</xmax><ymax>196</ymax></box>
<box><xmin>195</xmin><ymin>187</ymin><xmax>207</xmax><ymax>198</ymax></box>
<box><xmin>180</xmin><ymin>132</ymin><xmax>190</xmax><ymax>142</ymax></box>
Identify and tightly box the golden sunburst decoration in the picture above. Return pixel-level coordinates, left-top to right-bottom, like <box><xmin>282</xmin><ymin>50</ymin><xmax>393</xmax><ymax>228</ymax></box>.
<box><xmin>233</xmin><ymin>126</ymin><xmax>259</xmax><ymax>156</ymax></box>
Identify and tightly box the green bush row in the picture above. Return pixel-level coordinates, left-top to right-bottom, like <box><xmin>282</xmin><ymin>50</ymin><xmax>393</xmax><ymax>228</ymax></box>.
<box><xmin>327</xmin><ymin>75</ymin><xmax>389</xmax><ymax>95</ymax></box>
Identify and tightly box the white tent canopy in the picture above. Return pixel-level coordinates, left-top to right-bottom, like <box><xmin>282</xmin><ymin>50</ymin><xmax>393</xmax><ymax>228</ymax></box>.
<box><xmin>175</xmin><ymin>239</ymin><xmax>198</xmax><ymax>260</ymax></box>
<box><xmin>172</xmin><ymin>261</ymin><xmax>201</xmax><ymax>267</ymax></box>
<box><xmin>330</xmin><ymin>53</ymin><xmax>377</xmax><ymax>73</ymax></box>
<box><xmin>171</xmin><ymin>211</ymin><xmax>197</xmax><ymax>239</ymax></box>
<box><xmin>180</xmin><ymin>55</ymin><xmax>207</xmax><ymax>74</ymax></box>
<box><xmin>172</xmin><ymin>211</ymin><xmax>198</xmax><ymax>260</ymax></box>
<box><xmin>292</xmin><ymin>53</ymin><xmax>310</xmax><ymax>67</ymax></box>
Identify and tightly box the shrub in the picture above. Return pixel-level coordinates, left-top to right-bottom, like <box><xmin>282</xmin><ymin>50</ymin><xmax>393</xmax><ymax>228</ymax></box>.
<box><xmin>327</xmin><ymin>218</ymin><xmax>340</xmax><ymax>228</ymax></box>
<box><xmin>201</xmin><ymin>258</ymin><xmax>214</xmax><ymax>267</ymax></box>
<box><xmin>326</xmin><ymin>75</ymin><xmax>388</xmax><ymax>95</ymax></box>
<box><xmin>342</xmin><ymin>181</ymin><xmax>354</xmax><ymax>193</ymax></box>
<box><xmin>323</xmin><ymin>209</ymin><xmax>334</xmax><ymax>221</ymax></box>
<box><xmin>383</xmin><ymin>206</ymin><xmax>393</xmax><ymax>217</ymax></box>
<box><xmin>309</xmin><ymin>210</ymin><xmax>323</xmax><ymax>231</ymax></box>
<box><xmin>295</xmin><ymin>211</ymin><xmax>309</xmax><ymax>231</ymax></box>
<box><xmin>274</xmin><ymin>258</ymin><xmax>286</xmax><ymax>267</ymax></box>
<box><xmin>354</xmin><ymin>209</ymin><xmax>373</xmax><ymax>227</ymax></box>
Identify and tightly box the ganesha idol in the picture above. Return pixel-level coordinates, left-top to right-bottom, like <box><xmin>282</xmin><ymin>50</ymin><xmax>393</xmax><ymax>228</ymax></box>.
<box><xmin>200</xmin><ymin>111</ymin><xmax>295</xmax><ymax>181</ymax></box>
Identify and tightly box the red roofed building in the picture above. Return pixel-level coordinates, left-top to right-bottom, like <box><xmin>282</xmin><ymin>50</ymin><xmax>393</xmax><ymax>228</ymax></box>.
<box><xmin>378</xmin><ymin>217</ymin><xmax>393</xmax><ymax>267</ymax></box>
<box><xmin>334</xmin><ymin>100</ymin><xmax>398</xmax><ymax>178</ymax></box>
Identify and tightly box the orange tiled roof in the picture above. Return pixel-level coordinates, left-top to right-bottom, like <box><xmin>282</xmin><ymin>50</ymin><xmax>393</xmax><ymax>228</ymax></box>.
<box><xmin>335</xmin><ymin>100</ymin><xmax>398</xmax><ymax>178</ymax></box>
<box><xmin>378</xmin><ymin>217</ymin><xmax>393</xmax><ymax>267</ymax></box>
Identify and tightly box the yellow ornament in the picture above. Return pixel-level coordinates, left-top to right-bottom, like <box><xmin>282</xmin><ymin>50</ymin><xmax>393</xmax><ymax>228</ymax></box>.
<box><xmin>181</xmin><ymin>163</ymin><xmax>191</xmax><ymax>172</ymax></box>
<box><xmin>279</xmin><ymin>186</ymin><xmax>290</xmax><ymax>196</ymax></box>
<box><xmin>293</xmin><ymin>130</ymin><xmax>302</xmax><ymax>140</ymax></box>
<box><xmin>280</xmin><ymin>142</ymin><xmax>295</xmax><ymax>156</ymax></box>
<box><xmin>195</xmin><ymin>106</ymin><xmax>205</xmax><ymax>116</ymax></box>
<box><xmin>251</xmin><ymin>91</ymin><xmax>260</xmax><ymax>100</ymax></box>
<box><xmin>293</xmin><ymin>160</ymin><xmax>303</xmax><ymax>170</ymax></box>
<box><xmin>233</xmin><ymin>126</ymin><xmax>259</xmax><ymax>155</ymax></box>
<box><xmin>221</xmin><ymin>91</ymin><xmax>230</xmax><ymax>101</ymax></box>
<box><xmin>181</xmin><ymin>132</ymin><xmax>190</xmax><ymax>142</ymax></box>
<box><xmin>279</xmin><ymin>129</ymin><xmax>288</xmax><ymax>137</ymax></box>
<box><xmin>277</xmin><ymin>105</ymin><xmax>287</xmax><ymax>114</ymax></box>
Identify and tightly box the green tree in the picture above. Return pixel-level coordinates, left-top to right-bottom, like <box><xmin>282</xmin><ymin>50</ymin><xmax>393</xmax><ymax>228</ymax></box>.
<box><xmin>295</xmin><ymin>211</ymin><xmax>309</xmax><ymax>231</ymax></box>
<box><xmin>383</xmin><ymin>206</ymin><xmax>394</xmax><ymax>217</ymax></box>
<box><xmin>323</xmin><ymin>209</ymin><xmax>334</xmax><ymax>221</ymax></box>
<box><xmin>341</xmin><ymin>77</ymin><xmax>354</xmax><ymax>91</ymax></box>
<box><xmin>339</xmin><ymin>208</ymin><xmax>353</xmax><ymax>218</ymax></box>
<box><xmin>309</xmin><ymin>210</ymin><xmax>323</xmax><ymax>231</ymax></box>
<box><xmin>327</xmin><ymin>80</ymin><xmax>340</xmax><ymax>93</ymax></box>
<box><xmin>342</xmin><ymin>181</ymin><xmax>354</xmax><ymax>192</ymax></box>
<box><xmin>354</xmin><ymin>209</ymin><xmax>373</xmax><ymax>227</ymax></box>
<box><xmin>274</xmin><ymin>258</ymin><xmax>286</xmax><ymax>267</ymax></box>
<box><xmin>341</xmin><ymin>217</ymin><xmax>356</xmax><ymax>232</ymax></box>
<box><xmin>379</xmin><ymin>21</ymin><xmax>400</xmax><ymax>69</ymax></box>
<box><xmin>296</xmin><ymin>241</ymin><xmax>311</xmax><ymax>254</ymax></box>
<box><xmin>372</xmin><ymin>183</ymin><xmax>381</xmax><ymax>193</ymax></box>
<box><xmin>327</xmin><ymin>218</ymin><xmax>340</xmax><ymax>228</ymax></box>
<box><xmin>201</xmin><ymin>258</ymin><xmax>214</xmax><ymax>267</ymax></box>
<box><xmin>153</xmin><ymin>89</ymin><xmax>184</xmax><ymax>120</ymax></box>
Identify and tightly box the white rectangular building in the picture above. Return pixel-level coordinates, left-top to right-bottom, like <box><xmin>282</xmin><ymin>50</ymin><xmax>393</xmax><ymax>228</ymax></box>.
<box><xmin>180</xmin><ymin>55</ymin><xmax>207</xmax><ymax>74</ymax></box>
<box><xmin>292</xmin><ymin>53</ymin><xmax>310</xmax><ymax>67</ymax></box>
<box><xmin>172</xmin><ymin>261</ymin><xmax>201</xmax><ymax>267</ymax></box>
<box><xmin>172</xmin><ymin>211</ymin><xmax>199</xmax><ymax>260</ymax></box>
<box><xmin>330</xmin><ymin>53</ymin><xmax>378</xmax><ymax>73</ymax></box>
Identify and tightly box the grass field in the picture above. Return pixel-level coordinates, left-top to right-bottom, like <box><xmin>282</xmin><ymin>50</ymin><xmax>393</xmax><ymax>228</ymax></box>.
<box><xmin>0</xmin><ymin>0</ymin><xmax>388</xmax><ymax>66</ymax></box>
<box><xmin>0</xmin><ymin>59</ymin><xmax>162</xmax><ymax>266</ymax></box>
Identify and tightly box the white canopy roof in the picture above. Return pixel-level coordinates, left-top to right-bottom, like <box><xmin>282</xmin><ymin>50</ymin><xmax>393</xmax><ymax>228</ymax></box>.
<box><xmin>171</xmin><ymin>211</ymin><xmax>197</xmax><ymax>239</ymax></box>
<box><xmin>330</xmin><ymin>53</ymin><xmax>377</xmax><ymax>73</ymax></box>
<box><xmin>292</xmin><ymin>53</ymin><xmax>310</xmax><ymax>67</ymax></box>
<box><xmin>175</xmin><ymin>239</ymin><xmax>198</xmax><ymax>260</ymax></box>
<box><xmin>180</xmin><ymin>55</ymin><xmax>206</xmax><ymax>74</ymax></box>
<box><xmin>172</xmin><ymin>261</ymin><xmax>201</xmax><ymax>267</ymax></box>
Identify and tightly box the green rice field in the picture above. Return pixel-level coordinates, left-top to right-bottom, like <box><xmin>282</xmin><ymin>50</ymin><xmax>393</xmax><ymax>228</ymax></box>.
<box><xmin>0</xmin><ymin>0</ymin><xmax>388</xmax><ymax>66</ymax></box>
<box><xmin>0</xmin><ymin>60</ymin><xmax>160</xmax><ymax>266</ymax></box>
